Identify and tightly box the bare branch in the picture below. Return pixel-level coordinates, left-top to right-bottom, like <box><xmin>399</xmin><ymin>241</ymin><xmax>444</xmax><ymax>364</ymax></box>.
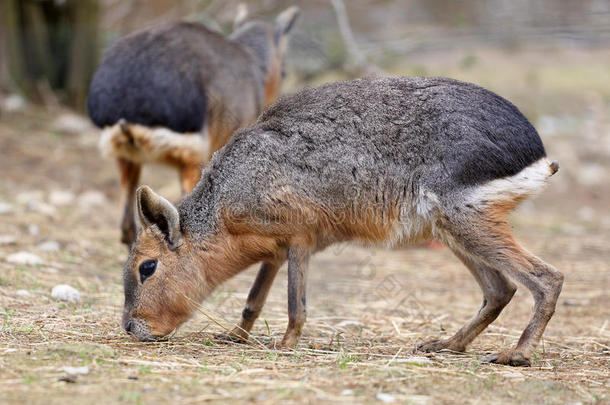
<box><xmin>330</xmin><ymin>0</ymin><xmax>382</xmax><ymax>75</ymax></box>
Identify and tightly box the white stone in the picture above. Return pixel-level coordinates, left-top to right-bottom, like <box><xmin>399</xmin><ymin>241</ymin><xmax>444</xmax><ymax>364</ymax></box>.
<box><xmin>502</xmin><ymin>372</ymin><xmax>525</xmax><ymax>379</ymax></box>
<box><xmin>28</xmin><ymin>200</ymin><xmax>57</xmax><ymax>217</ymax></box>
<box><xmin>0</xmin><ymin>235</ymin><xmax>16</xmax><ymax>245</ymax></box>
<box><xmin>16</xmin><ymin>190</ymin><xmax>44</xmax><ymax>205</ymax></box>
<box><xmin>3</xmin><ymin>94</ymin><xmax>26</xmax><ymax>112</ymax></box>
<box><xmin>0</xmin><ymin>202</ymin><xmax>13</xmax><ymax>215</ymax></box>
<box><xmin>395</xmin><ymin>356</ymin><xmax>432</xmax><ymax>365</ymax></box>
<box><xmin>28</xmin><ymin>224</ymin><xmax>40</xmax><ymax>236</ymax></box>
<box><xmin>57</xmin><ymin>366</ymin><xmax>89</xmax><ymax>375</ymax></box>
<box><xmin>53</xmin><ymin>113</ymin><xmax>92</xmax><ymax>135</ymax></box>
<box><xmin>7</xmin><ymin>251</ymin><xmax>43</xmax><ymax>266</ymax></box>
<box><xmin>49</xmin><ymin>190</ymin><xmax>75</xmax><ymax>206</ymax></box>
<box><xmin>16</xmin><ymin>289</ymin><xmax>30</xmax><ymax>297</ymax></box>
<box><xmin>51</xmin><ymin>285</ymin><xmax>81</xmax><ymax>303</ymax></box>
<box><xmin>341</xmin><ymin>389</ymin><xmax>354</xmax><ymax>396</ymax></box>
<box><xmin>38</xmin><ymin>241</ymin><xmax>61</xmax><ymax>252</ymax></box>
<box><xmin>3</xmin><ymin>348</ymin><xmax>18</xmax><ymax>354</ymax></box>
<box><xmin>78</xmin><ymin>190</ymin><xmax>108</xmax><ymax>209</ymax></box>
<box><xmin>376</xmin><ymin>393</ymin><xmax>396</xmax><ymax>403</ymax></box>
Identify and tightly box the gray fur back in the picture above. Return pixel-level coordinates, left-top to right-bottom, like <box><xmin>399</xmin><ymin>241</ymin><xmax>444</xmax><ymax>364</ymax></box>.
<box><xmin>179</xmin><ymin>77</ymin><xmax>546</xmax><ymax>238</ymax></box>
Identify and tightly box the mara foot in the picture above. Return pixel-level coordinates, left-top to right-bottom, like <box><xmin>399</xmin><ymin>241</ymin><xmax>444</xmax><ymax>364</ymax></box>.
<box><xmin>415</xmin><ymin>339</ymin><xmax>466</xmax><ymax>353</ymax></box>
<box><xmin>268</xmin><ymin>335</ymin><xmax>299</xmax><ymax>350</ymax></box>
<box><xmin>481</xmin><ymin>350</ymin><xmax>531</xmax><ymax>367</ymax></box>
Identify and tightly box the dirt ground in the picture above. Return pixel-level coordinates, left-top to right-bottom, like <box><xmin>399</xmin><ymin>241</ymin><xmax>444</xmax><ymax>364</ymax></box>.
<box><xmin>1</xmin><ymin>47</ymin><xmax>609</xmax><ymax>404</ymax></box>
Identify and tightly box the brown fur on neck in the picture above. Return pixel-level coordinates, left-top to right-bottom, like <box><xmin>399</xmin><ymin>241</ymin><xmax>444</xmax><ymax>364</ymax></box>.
<box><xmin>189</xmin><ymin>228</ymin><xmax>284</xmax><ymax>291</ymax></box>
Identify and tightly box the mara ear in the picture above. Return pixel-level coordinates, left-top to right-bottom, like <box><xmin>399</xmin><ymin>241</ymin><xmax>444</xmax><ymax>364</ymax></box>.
<box><xmin>274</xmin><ymin>6</ymin><xmax>300</xmax><ymax>41</ymax></box>
<box><xmin>233</xmin><ymin>3</ymin><xmax>249</xmax><ymax>30</ymax></box>
<box><xmin>136</xmin><ymin>186</ymin><xmax>183</xmax><ymax>251</ymax></box>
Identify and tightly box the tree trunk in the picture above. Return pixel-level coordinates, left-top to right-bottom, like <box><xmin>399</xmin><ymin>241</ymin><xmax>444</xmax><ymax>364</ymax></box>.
<box><xmin>0</xmin><ymin>0</ymin><xmax>100</xmax><ymax>110</ymax></box>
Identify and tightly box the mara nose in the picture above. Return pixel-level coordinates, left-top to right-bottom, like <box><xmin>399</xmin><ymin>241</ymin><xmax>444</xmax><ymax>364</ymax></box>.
<box><xmin>124</xmin><ymin>320</ymin><xmax>134</xmax><ymax>333</ymax></box>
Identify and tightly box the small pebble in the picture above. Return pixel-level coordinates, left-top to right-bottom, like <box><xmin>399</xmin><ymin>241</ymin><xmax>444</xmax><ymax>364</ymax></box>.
<box><xmin>53</xmin><ymin>113</ymin><xmax>92</xmax><ymax>134</ymax></box>
<box><xmin>341</xmin><ymin>389</ymin><xmax>354</xmax><ymax>396</ymax></box>
<box><xmin>16</xmin><ymin>289</ymin><xmax>30</xmax><ymax>297</ymax></box>
<box><xmin>49</xmin><ymin>190</ymin><xmax>75</xmax><ymax>206</ymax></box>
<box><xmin>58</xmin><ymin>366</ymin><xmax>89</xmax><ymax>375</ymax></box>
<box><xmin>377</xmin><ymin>393</ymin><xmax>396</xmax><ymax>403</ymax></box>
<box><xmin>396</xmin><ymin>356</ymin><xmax>432</xmax><ymax>365</ymax></box>
<box><xmin>28</xmin><ymin>200</ymin><xmax>57</xmax><ymax>217</ymax></box>
<box><xmin>51</xmin><ymin>285</ymin><xmax>81</xmax><ymax>303</ymax></box>
<box><xmin>6</xmin><ymin>251</ymin><xmax>43</xmax><ymax>266</ymax></box>
<box><xmin>77</xmin><ymin>190</ymin><xmax>108</xmax><ymax>209</ymax></box>
<box><xmin>502</xmin><ymin>372</ymin><xmax>525</xmax><ymax>379</ymax></box>
<box><xmin>28</xmin><ymin>224</ymin><xmax>40</xmax><ymax>236</ymax></box>
<box><xmin>3</xmin><ymin>94</ymin><xmax>26</xmax><ymax>112</ymax></box>
<box><xmin>0</xmin><ymin>235</ymin><xmax>16</xmax><ymax>246</ymax></box>
<box><xmin>16</xmin><ymin>190</ymin><xmax>44</xmax><ymax>205</ymax></box>
<box><xmin>38</xmin><ymin>240</ymin><xmax>61</xmax><ymax>252</ymax></box>
<box><xmin>0</xmin><ymin>202</ymin><xmax>13</xmax><ymax>215</ymax></box>
<box><xmin>127</xmin><ymin>375</ymin><xmax>138</xmax><ymax>380</ymax></box>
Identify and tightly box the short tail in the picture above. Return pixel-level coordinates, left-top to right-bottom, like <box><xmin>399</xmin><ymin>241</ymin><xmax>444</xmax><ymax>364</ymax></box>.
<box><xmin>549</xmin><ymin>160</ymin><xmax>559</xmax><ymax>176</ymax></box>
<box><xmin>467</xmin><ymin>158</ymin><xmax>558</xmax><ymax>205</ymax></box>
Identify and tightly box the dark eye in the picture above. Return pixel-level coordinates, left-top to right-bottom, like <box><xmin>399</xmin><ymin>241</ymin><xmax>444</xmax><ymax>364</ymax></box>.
<box><xmin>139</xmin><ymin>259</ymin><xmax>157</xmax><ymax>283</ymax></box>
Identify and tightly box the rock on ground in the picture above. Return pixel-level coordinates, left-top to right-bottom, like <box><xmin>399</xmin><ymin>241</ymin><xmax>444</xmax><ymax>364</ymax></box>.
<box><xmin>57</xmin><ymin>366</ymin><xmax>89</xmax><ymax>375</ymax></box>
<box><xmin>0</xmin><ymin>235</ymin><xmax>17</xmax><ymax>246</ymax></box>
<box><xmin>49</xmin><ymin>190</ymin><xmax>76</xmax><ymax>206</ymax></box>
<box><xmin>77</xmin><ymin>190</ymin><xmax>108</xmax><ymax>210</ymax></box>
<box><xmin>6</xmin><ymin>251</ymin><xmax>43</xmax><ymax>266</ymax></box>
<box><xmin>51</xmin><ymin>285</ymin><xmax>81</xmax><ymax>303</ymax></box>
<box><xmin>0</xmin><ymin>202</ymin><xmax>13</xmax><ymax>215</ymax></box>
<box><xmin>38</xmin><ymin>241</ymin><xmax>61</xmax><ymax>252</ymax></box>
<box><xmin>376</xmin><ymin>393</ymin><xmax>396</xmax><ymax>403</ymax></box>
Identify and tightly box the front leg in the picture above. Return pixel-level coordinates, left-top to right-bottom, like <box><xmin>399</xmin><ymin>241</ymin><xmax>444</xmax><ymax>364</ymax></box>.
<box><xmin>220</xmin><ymin>260</ymin><xmax>283</xmax><ymax>342</ymax></box>
<box><xmin>277</xmin><ymin>245</ymin><xmax>309</xmax><ymax>349</ymax></box>
<box><xmin>117</xmin><ymin>158</ymin><xmax>141</xmax><ymax>246</ymax></box>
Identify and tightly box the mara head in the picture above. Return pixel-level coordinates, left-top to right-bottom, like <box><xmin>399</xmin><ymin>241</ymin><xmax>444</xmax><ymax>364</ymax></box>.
<box><xmin>122</xmin><ymin>186</ymin><xmax>206</xmax><ymax>341</ymax></box>
<box><xmin>230</xmin><ymin>5</ymin><xmax>301</xmax><ymax>106</ymax></box>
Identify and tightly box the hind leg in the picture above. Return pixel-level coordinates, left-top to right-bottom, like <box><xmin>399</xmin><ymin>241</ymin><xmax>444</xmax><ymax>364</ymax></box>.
<box><xmin>417</xmin><ymin>251</ymin><xmax>517</xmax><ymax>353</ymax></box>
<box><xmin>437</xmin><ymin>212</ymin><xmax>563</xmax><ymax>366</ymax></box>
<box><xmin>117</xmin><ymin>158</ymin><xmax>141</xmax><ymax>246</ymax></box>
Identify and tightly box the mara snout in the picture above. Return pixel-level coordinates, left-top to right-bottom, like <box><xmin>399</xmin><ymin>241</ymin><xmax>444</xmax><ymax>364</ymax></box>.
<box><xmin>87</xmin><ymin>6</ymin><xmax>300</xmax><ymax>247</ymax></box>
<box><xmin>121</xmin><ymin>76</ymin><xmax>562</xmax><ymax>367</ymax></box>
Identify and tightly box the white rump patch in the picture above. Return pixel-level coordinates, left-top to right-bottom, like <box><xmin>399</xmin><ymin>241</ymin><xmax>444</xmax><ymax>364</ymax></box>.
<box><xmin>467</xmin><ymin>158</ymin><xmax>556</xmax><ymax>204</ymax></box>
<box><xmin>99</xmin><ymin>122</ymin><xmax>209</xmax><ymax>165</ymax></box>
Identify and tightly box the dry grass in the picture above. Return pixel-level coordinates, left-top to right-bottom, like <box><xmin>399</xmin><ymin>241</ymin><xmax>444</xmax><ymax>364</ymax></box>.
<box><xmin>1</xmin><ymin>47</ymin><xmax>610</xmax><ymax>404</ymax></box>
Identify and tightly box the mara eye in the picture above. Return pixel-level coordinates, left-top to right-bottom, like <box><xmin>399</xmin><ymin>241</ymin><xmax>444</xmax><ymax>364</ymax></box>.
<box><xmin>139</xmin><ymin>259</ymin><xmax>157</xmax><ymax>283</ymax></box>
